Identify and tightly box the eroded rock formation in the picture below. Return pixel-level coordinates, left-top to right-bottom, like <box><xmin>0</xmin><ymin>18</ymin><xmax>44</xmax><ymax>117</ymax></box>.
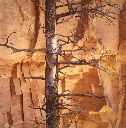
<box><xmin>0</xmin><ymin>0</ymin><xmax>126</xmax><ymax>128</ymax></box>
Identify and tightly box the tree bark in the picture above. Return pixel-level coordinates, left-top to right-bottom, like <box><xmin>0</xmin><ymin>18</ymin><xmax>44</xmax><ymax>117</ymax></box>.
<box><xmin>45</xmin><ymin>0</ymin><xmax>59</xmax><ymax>128</ymax></box>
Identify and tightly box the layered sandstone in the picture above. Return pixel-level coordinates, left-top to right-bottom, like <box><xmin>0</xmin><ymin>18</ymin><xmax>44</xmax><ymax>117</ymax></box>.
<box><xmin>0</xmin><ymin>0</ymin><xmax>126</xmax><ymax>128</ymax></box>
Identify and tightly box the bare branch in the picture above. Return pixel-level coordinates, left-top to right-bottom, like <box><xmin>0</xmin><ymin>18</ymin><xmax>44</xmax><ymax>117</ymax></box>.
<box><xmin>25</xmin><ymin>76</ymin><xmax>45</xmax><ymax>80</ymax></box>
<box><xmin>58</xmin><ymin>59</ymin><xmax>98</xmax><ymax>66</ymax></box>
<box><xmin>58</xmin><ymin>92</ymin><xmax>105</xmax><ymax>99</ymax></box>
<box><xmin>0</xmin><ymin>43</ymin><xmax>45</xmax><ymax>53</ymax></box>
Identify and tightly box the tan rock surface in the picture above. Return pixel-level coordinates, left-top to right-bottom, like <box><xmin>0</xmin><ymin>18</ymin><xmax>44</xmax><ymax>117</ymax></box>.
<box><xmin>0</xmin><ymin>0</ymin><xmax>126</xmax><ymax>128</ymax></box>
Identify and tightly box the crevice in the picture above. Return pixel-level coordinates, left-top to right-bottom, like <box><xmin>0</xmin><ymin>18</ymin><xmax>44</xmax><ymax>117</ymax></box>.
<box><xmin>74</xmin><ymin>0</ymin><xmax>88</xmax><ymax>43</ymax></box>
<box><xmin>29</xmin><ymin>0</ymin><xmax>40</xmax><ymax>57</ymax></box>
<box><xmin>115</xmin><ymin>96</ymin><xmax>124</xmax><ymax>128</ymax></box>
<box><xmin>10</xmin><ymin>78</ymin><xmax>16</xmax><ymax>97</ymax></box>
<box><xmin>20</xmin><ymin>94</ymin><xmax>24</xmax><ymax>121</ymax></box>
<box><xmin>7</xmin><ymin>111</ymin><xmax>13</xmax><ymax>126</ymax></box>
<box><xmin>30</xmin><ymin>87</ymin><xmax>35</xmax><ymax>106</ymax></box>
<box><xmin>12</xmin><ymin>64</ymin><xmax>17</xmax><ymax>78</ymax></box>
<box><xmin>10</xmin><ymin>64</ymin><xmax>18</xmax><ymax>97</ymax></box>
<box><xmin>20</xmin><ymin>62</ymin><xmax>27</xmax><ymax>83</ymax></box>
<box><xmin>15</xmin><ymin>0</ymin><xmax>25</xmax><ymax>21</ymax></box>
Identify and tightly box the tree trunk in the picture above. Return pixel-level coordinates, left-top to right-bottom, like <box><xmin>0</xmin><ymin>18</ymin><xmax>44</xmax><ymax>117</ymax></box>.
<box><xmin>45</xmin><ymin>0</ymin><xmax>59</xmax><ymax>128</ymax></box>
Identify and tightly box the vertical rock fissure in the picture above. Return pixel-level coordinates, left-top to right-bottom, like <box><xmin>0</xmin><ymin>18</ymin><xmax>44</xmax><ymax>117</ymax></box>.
<box><xmin>7</xmin><ymin>111</ymin><xmax>13</xmax><ymax>126</ymax></box>
<box><xmin>74</xmin><ymin>0</ymin><xmax>89</xmax><ymax>42</ymax></box>
<box><xmin>15</xmin><ymin>0</ymin><xmax>24</xmax><ymax>21</ymax></box>
<box><xmin>30</xmin><ymin>0</ymin><xmax>40</xmax><ymax>50</ymax></box>
<box><xmin>20</xmin><ymin>94</ymin><xmax>24</xmax><ymax>122</ymax></box>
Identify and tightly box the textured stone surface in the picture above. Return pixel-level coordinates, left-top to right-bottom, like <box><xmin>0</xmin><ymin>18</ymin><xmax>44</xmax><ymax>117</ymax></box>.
<box><xmin>0</xmin><ymin>0</ymin><xmax>126</xmax><ymax>128</ymax></box>
<box><xmin>0</xmin><ymin>78</ymin><xmax>11</xmax><ymax>113</ymax></box>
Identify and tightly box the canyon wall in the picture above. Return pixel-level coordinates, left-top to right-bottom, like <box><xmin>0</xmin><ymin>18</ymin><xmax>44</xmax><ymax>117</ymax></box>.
<box><xmin>0</xmin><ymin>0</ymin><xmax>126</xmax><ymax>128</ymax></box>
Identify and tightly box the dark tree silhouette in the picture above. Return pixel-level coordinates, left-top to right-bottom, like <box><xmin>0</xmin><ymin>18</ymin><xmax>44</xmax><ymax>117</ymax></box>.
<box><xmin>45</xmin><ymin>0</ymin><xmax>60</xmax><ymax>128</ymax></box>
<box><xmin>0</xmin><ymin>0</ymin><xmax>125</xmax><ymax>128</ymax></box>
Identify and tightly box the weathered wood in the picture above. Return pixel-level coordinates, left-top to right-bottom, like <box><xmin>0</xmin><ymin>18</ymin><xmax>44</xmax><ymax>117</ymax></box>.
<box><xmin>45</xmin><ymin>1</ymin><xmax>59</xmax><ymax>128</ymax></box>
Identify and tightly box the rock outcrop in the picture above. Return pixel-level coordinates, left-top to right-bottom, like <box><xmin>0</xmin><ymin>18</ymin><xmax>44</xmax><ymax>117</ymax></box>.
<box><xmin>0</xmin><ymin>0</ymin><xmax>126</xmax><ymax>128</ymax></box>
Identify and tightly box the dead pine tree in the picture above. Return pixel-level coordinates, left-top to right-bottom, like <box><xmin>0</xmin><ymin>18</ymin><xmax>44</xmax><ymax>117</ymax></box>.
<box><xmin>45</xmin><ymin>0</ymin><xmax>60</xmax><ymax>128</ymax></box>
<box><xmin>44</xmin><ymin>0</ymin><xmax>126</xmax><ymax>127</ymax></box>
<box><xmin>0</xmin><ymin>0</ymin><xmax>125</xmax><ymax>127</ymax></box>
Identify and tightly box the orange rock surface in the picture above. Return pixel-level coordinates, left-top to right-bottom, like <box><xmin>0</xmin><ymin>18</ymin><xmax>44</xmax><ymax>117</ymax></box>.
<box><xmin>0</xmin><ymin>0</ymin><xmax>126</xmax><ymax>128</ymax></box>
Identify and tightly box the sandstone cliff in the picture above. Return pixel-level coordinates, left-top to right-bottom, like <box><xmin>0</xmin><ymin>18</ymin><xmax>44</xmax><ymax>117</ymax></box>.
<box><xmin>0</xmin><ymin>0</ymin><xmax>126</xmax><ymax>128</ymax></box>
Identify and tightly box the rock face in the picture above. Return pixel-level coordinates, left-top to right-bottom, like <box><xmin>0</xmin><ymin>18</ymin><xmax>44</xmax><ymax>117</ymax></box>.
<box><xmin>0</xmin><ymin>0</ymin><xmax>126</xmax><ymax>128</ymax></box>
